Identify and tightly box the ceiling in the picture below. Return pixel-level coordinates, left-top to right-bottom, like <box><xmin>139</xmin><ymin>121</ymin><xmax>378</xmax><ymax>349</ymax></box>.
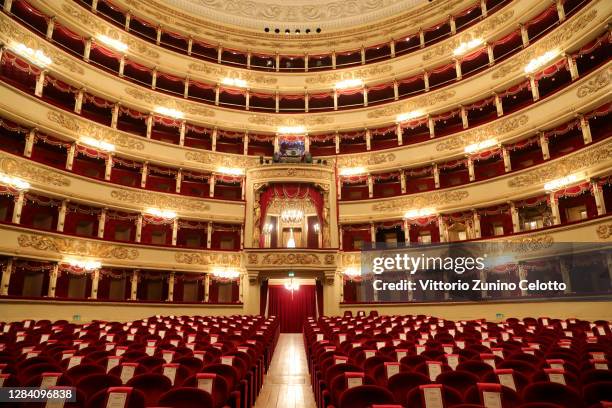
<box><xmin>163</xmin><ymin>0</ymin><xmax>428</xmax><ymax>33</ymax></box>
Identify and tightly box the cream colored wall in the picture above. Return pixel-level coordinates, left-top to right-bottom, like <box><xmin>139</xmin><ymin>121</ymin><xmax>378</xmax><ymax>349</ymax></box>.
<box><xmin>0</xmin><ymin>299</ymin><xmax>245</xmax><ymax>323</ymax></box>
<box><xmin>339</xmin><ymin>300</ymin><xmax>612</xmax><ymax>321</ymax></box>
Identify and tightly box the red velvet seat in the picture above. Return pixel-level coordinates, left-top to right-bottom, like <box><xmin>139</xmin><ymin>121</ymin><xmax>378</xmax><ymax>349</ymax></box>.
<box><xmin>522</xmin><ymin>382</ymin><xmax>584</xmax><ymax>408</ymax></box>
<box><xmin>436</xmin><ymin>370</ymin><xmax>480</xmax><ymax>395</ymax></box>
<box><xmin>582</xmin><ymin>381</ymin><xmax>612</xmax><ymax>407</ymax></box>
<box><xmin>387</xmin><ymin>372</ymin><xmax>431</xmax><ymax>406</ymax></box>
<box><xmin>405</xmin><ymin>384</ymin><xmax>464</xmax><ymax>408</ymax></box>
<box><xmin>157</xmin><ymin>387</ymin><xmax>214</xmax><ymax>408</ymax></box>
<box><xmin>182</xmin><ymin>373</ymin><xmax>230</xmax><ymax>408</ymax></box>
<box><xmin>126</xmin><ymin>373</ymin><xmax>173</xmax><ymax>406</ymax></box>
<box><xmin>85</xmin><ymin>386</ymin><xmax>146</xmax><ymax>408</ymax></box>
<box><xmin>338</xmin><ymin>384</ymin><xmax>395</xmax><ymax>408</ymax></box>
<box><xmin>464</xmin><ymin>383</ymin><xmax>521</xmax><ymax>407</ymax></box>
<box><xmin>77</xmin><ymin>374</ymin><xmax>123</xmax><ymax>402</ymax></box>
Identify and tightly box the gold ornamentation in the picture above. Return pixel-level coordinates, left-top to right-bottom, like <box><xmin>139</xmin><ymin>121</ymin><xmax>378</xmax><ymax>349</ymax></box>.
<box><xmin>436</xmin><ymin>115</ymin><xmax>528</xmax><ymax>151</ymax></box>
<box><xmin>367</xmin><ymin>90</ymin><xmax>455</xmax><ymax>119</ymax></box>
<box><xmin>125</xmin><ymin>88</ymin><xmax>215</xmax><ymax>117</ymax></box>
<box><xmin>0</xmin><ymin>14</ymin><xmax>84</xmax><ymax>75</ymax></box>
<box><xmin>508</xmin><ymin>141</ymin><xmax>612</xmax><ymax>188</ymax></box>
<box><xmin>188</xmin><ymin>63</ymin><xmax>277</xmax><ymax>85</ymax></box>
<box><xmin>324</xmin><ymin>254</ymin><xmax>336</xmax><ymax>265</ymax></box>
<box><xmin>371</xmin><ymin>190</ymin><xmax>469</xmax><ymax>212</ymax></box>
<box><xmin>305</xmin><ymin>65</ymin><xmax>393</xmax><ymax>85</ymax></box>
<box><xmin>110</xmin><ymin>190</ymin><xmax>211</xmax><ymax>212</ymax></box>
<box><xmin>247</xmin><ymin>114</ymin><xmax>334</xmax><ymax>126</ymax></box>
<box><xmin>185</xmin><ymin>151</ymin><xmax>256</xmax><ymax>168</ymax></box>
<box><xmin>492</xmin><ymin>9</ymin><xmax>597</xmax><ymax>79</ymax></box>
<box><xmin>422</xmin><ymin>10</ymin><xmax>515</xmax><ymax>61</ymax></box>
<box><xmin>596</xmin><ymin>223</ymin><xmax>612</xmax><ymax>239</ymax></box>
<box><xmin>175</xmin><ymin>252</ymin><xmax>241</xmax><ymax>267</ymax></box>
<box><xmin>337</xmin><ymin>152</ymin><xmax>395</xmax><ymax>167</ymax></box>
<box><xmin>504</xmin><ymin>234</ymin><xmax>554</xmax><ymax>252</ymax></box>
<box><xmin>260</xmin><ymin>253</ymin><xmax>321</xmax><ymax>265</ymax></box>
<box><xmin>47</xmin><ymin>111</ymin><xmax>145</xmax><ymax>151</ymax></box>
<box><xmin>250</xmin><ymin>167</ymin><xmax>331</xmax><ymax>180</ymax></box>
<box><xmin>17</xmin><ymin>234</ymin><xmax>138</xmax><ymax>259</ymax></box>
<box><xmin>0</xmin><ymin>155</ymin><xmax>70</xmax><ymax>187</ymax></box>
<box><xmin>577</xmin><ymin>66</ymin><xmax>611</xmax><ymax>98</ymax></box>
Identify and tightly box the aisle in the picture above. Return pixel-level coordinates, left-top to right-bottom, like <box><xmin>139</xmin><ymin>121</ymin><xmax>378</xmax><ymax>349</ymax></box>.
<box><xmin>254</xmin><ymin>333</ymin><xmax>316</xmax><ymax>408</ymax></box>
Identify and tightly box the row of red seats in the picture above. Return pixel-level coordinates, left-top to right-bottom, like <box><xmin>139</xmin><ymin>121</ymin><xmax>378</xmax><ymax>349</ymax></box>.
<box><xmin>0</xmin><ymin>314</ymin><xmax>280</xmax><ymax>407</ymax></box>
<box><xmin>304</xmin><ymin>313</ymin><xmax>612</xmax><ymax>408</ymax></box>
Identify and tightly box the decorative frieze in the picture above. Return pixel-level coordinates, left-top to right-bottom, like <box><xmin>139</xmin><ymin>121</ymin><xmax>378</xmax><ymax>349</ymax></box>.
<box><xmin>247</xmin><ymin>114</ymin><xmax>334</xmax><ymax>126</ymax></box>
<box><xmin>188</xmin><ymin>63</ymin><xmax>277</xmax><ymax>85</ymax></box>
<box><xmin>337</xmin><ymin>152</ymin><xmax>396</xmax><ymax>167</ymax></box>
<box><xmin>436</xmin><ymin>114</ymin><xmax>529</xmax><ymax>151</ymax></box>
<box><xmin>577</xmin><ymin>66</ymin><xmax>611</xmax><ymax>98</ymax></box>
<box><xmin>371</xmin><ymin>190</ymin><xmax>469</xmax><ymax>212</ymax></box>
<box><xmin>596</xmin><ymin>223</ymin><xmax>612</xmax><ymax>239</ymax></box>
<box><xmin>175</xmin><ymin>252</ymin><xmax>241</xmax><ymax>267</ymax></box>
<box><xmin>125</xmin><ymin>87</ymin><xmax>216</xmax><ymax>117</ymax></box>
<box><xmin>366</xmin><ymin>90</ymin><xmax>456</xmax><ymax>119</ymax></box>
<box><xmin>17</xmin><ymin>234</ymin><xmax>139</xmax><ymax>259</ymax></box>
<box><xmin>185</xmin><ymin>151</ymin><xmax>256</xmax><ymax>168</ymax></box>
<box><xmin>305</xmin><ymin>65</ymin><xmax>394</xmax><ymax>85</ymax></box>
<box><xmin>0</xmin><ymin>154</ymin><xmax>71</xmax><ymax>187</ymax></box>
<box><xmin>110</xmin><ymin>190</ymin><xmax>211</xmax><ymax>212</ymax></box>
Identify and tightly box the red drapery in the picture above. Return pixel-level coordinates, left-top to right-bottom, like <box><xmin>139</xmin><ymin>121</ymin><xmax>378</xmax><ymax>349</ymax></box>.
<box><xmin>267</xmin><ymin>285</ymin><xmax>316</xmax><ymax>333</ymax></box>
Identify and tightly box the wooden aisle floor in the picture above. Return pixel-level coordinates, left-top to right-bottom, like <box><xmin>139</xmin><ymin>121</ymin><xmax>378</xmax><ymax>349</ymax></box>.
<box><xmin>254</xmin><ymin>333</ymin><xmax>317</xmax><ymax>408</ymax></box>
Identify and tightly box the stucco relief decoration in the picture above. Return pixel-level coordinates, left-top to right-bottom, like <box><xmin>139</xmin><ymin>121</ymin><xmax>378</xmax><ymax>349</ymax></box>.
<box><xmin>251</xmin><ymin>167</ymin><xmax>330</xmax><ymax>181</ymax></box>
<box><xmin>18</xmin><ymin>234</ymin><xmax>139</xmax><ymax>259</ymax></box>
<box><xmin>372</xmin><ymin>190</ymin><xmax>469</xmax><ymax>212</ymax></box>
<box><xmin>324</xmin><ymin>254</ymin><xmax>336</xmax><ymax>265</ymax></box>
<box><xmin>175</xmin><ymin>252</ymin><xmax>241</xmax><ymax>267</ymax></box>
<box><xmin>110</xmin><ymin>190</ymin><xmax>211</xmax><ymax>212</ymax></box>
<box><xmin>596</xmin><ymin>224</ymin><xmax>612</xmax><ymax>239</ymax></box>
<box><xmin>0</xmin><ymin>155</ymin><xmax>70</xmax><ymax>187</ymax></box>
<box><xmin>436</xmin><ymin>115</ymin><xmax>528</xmax><ymax>151</ymax></box>
<box><xmin>337</xmin><ymin>152</ymin><xmax>395</xmax><ymax>167</ymax></box>
<box><xmin>305</xmin><ymin>65</ymin><xmax>393</xmax><ymax>85</ymax></box>
<box><xmin>577</xmin><ymin>66</ymin><xmax>611</xmax><ymax>98</ymax></box>
<box><xmin>508</xmin><ymin>141</ymin><xmax>612</xmax><ymax>188</ymax></box>
<box><xmin>188</xmin><ymin>63</ymin><xmax>277</xmax><ymax>85</ymax></box>
<box><xmin>367</xmin><ymin>89</ymin><xmax>455</xmax><ymax>119</ymax></box>
<box><xmin>261</xmin><ymin>253</ymin><xmax>321</xmax><ymax>265</ymax></box>
<box><xmin>247</xmin><ymin>115</ymin><xmax>334</xmax><ymax>126</ymax></box>
<box><xmin>185</xmin><ymin>151</ymin><xmax>255</xmax><ymax>168</ymax></box>
<box><xmin>47</xmin><ymin>111</ymin><xmax>145</xmax><ymax>151</ymax></box>
<box><xmin>125</xmin><ymin>88</ymin><xmax>215</xmax><ymax>117</ymax></box>
<box><xmin>0</xmin><ymin>14</ymin><xmax>84</xmax><ymax>75</ymax></box>
<box><xmin>492</xmin><ymin>9</ymin><xmax>597</xmax><ymax>80</ymax></box>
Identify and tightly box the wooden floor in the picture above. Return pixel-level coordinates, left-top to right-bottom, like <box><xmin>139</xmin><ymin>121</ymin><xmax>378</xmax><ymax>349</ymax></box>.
<box><xmin>254</xmin><ymin>333</ymin><xmax>316</xmax><ymax>408</ymax></box>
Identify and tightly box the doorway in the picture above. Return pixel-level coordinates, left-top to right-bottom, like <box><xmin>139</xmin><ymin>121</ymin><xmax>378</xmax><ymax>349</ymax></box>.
<box><xmin>262</xmin><ymin>280</ymin><xmax>323</xmax><ymax>333</ymax></box>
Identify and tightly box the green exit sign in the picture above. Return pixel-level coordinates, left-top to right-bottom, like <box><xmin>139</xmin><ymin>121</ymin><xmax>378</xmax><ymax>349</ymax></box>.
<box><xmin>288</xmin><ymin>272</ymin><xmax>295</xmax><ymax>277</ymax></box>
<box><xmin>496</xmin><ymin>313</ymin><xmax>504</xmax><ymax>319</ymax></box>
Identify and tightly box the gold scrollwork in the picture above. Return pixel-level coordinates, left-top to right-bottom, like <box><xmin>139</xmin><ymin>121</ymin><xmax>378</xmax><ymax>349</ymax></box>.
<box><xmin>17</xmin><ymin>234</ymin><xmax>138</xmax><ymax>259</ymax></box>
<box><xmin>337</xmin><ymin>152</ymin><xmax>395</xmax><ymax>167</ymax></box>
<box><xmin>596</xmin><ymin>223</ymin><xmax>612</xmax><ymax>239</ymax></box>
<box><xmin>175</xmin><ymin>252</ymin><xmax>241</xmax><ymax>267</ymax></box>
<box><xmin>125</xmin><ymin>88</ymin><xmax>215</xmax><ymax>117</ymax></box>
<box><xmin>372</xmin><ymin>190</ymin><xmax>469</xmax><ymax>212</ymax></box>
<box><xmin>577</xmin><ymin>66</ymin><xmax>611</xmax><ymax>98</ymax></box>
<box><xmin>0</xmin><ymin>154</ymin><xmax>70</xmax><ymax>187</ymax></box>
<box><xmin>110</xmin><ymin>190</ymin><xmax>211</xmax><ymax>212</ymax></box>
<box><xmin>260</xmin><ymin>253</ymin><xmax>321</xmax><ymax>265</ymax></box>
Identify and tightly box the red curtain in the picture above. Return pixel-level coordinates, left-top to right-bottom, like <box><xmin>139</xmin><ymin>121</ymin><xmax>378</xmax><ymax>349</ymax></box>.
<box><xmin>267</xmin><ymin>285</ymin><xmax>316</xmax><ymax>333</ymax></box>
<box><xmin>260</xmin><ymin>280</ymin><xmax>268</xmax><ymax>315</ymax></box>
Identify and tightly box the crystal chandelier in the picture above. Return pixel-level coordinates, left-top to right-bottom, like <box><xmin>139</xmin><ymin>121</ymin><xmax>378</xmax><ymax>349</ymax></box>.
<box><xmin>284</xmin><ymin>278</ymin><xmax>300</xmax><ymax>292</ymax></box>
<box><xmin>281</xmin><ymin>208</ymin><xmax>304</xmax><ymax>223</ymax></box>
<box><xmin>286</xmin><ymin>228</ymin><xmax>296</xmax><ymax>248</ymax></box>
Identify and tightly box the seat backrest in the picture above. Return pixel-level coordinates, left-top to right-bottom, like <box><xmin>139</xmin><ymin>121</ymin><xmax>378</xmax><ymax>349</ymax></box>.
<box><xmin>126</xmin><ymin>373</ymin><xmax>173</xmax><ymax>407</ymax></box>
<box><xmin>387</xmin><ymin>372</ymin><xmax>431</xmax><ymax>406</ymax></box>
<box><xmin>157</xmin><ymin>387</ymin><xmax>214</xmax><ymax>408</ymax></box>
<box><xmin>338</xmin><ymin>385</ymin><xmax>394</xmax><ymax>408</ymax></box>
<box><xmin>182</xmin><ymin>373</ymin><xmax>229</xmax><ymax>408</ymax></box>
<box><xmin>464</xmin><ymin>383</ymin><xmax>521</xmax><ymax>407</ymax></box>
<box><xmin>436</xmin><ymin>370</ymin><xmax>479</xmax><ymax>393</ymax></box>
<box><xmin>522</xmin><ymin>382</ymin><xmax>584</xmax><ymax>408</ymax></box>
<box><xmin>582</xmin><ymin>381</ymin><xmax>612</xmax><ymax>407</ymax></box>
<box><xmin>85</xmin><ymin>387</ymin><xmax>146</xmax><ymax>408</ymax></box>
<box><xmin>405</xmin><ymin>384</ymin><xmax>463</xmax><ymax>408</ymax></box>
<box><xmin>76</xmin><ymin>374</ymin><xmax>123</xmax><ymax>402</ymax></box>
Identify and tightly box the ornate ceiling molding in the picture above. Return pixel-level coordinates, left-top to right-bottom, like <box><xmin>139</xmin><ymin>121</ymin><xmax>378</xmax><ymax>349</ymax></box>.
<box><xmin>371</xmin><ymin>190</ymin><xmax>469</xmax><ymax>212</ymax></box>
<box><xmin>0</xmin><ymin>154</ymin><xmax>71</xmax><ymax>188</ymax></box>
<box><xmin>110</xmin><ymin>190</ymin><xmax>211</xmax><ymax>212</ymax></box>
<box><xmin>507</xmin><ymin>140</ymin><xmax>612</xmax><ymax>188</ymax></box>
<box><xmin>17</xmin><ymin>234</ymin><xmax>139</xmax><ymax>259</ymax></box>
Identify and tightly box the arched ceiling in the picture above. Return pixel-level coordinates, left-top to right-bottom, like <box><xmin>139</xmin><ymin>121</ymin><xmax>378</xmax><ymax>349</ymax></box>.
<box><xmin>163</xmin><ymin>0</ymin><xmax>428</xmax><ymax>33</ymax></box>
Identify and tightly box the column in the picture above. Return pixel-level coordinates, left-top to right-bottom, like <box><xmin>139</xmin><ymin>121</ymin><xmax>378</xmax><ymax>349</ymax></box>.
<box><xmin>74</xmin><ymin>89</ymin><xmax>84</xmax><ymax>114</ymax></box>
<box><xmin>57</xmin><ymin>199</ymin><xmax>68</xmax><ymax>232</ymax></box>
<box><xmin>337</xmin><ymin>176</ymin><xmax>342</xmax><ymax>200</ymax></box>
<box><xmin>360</xmin><ymin>46</ymin><xmax>366</xmax><ymax>64</ymax></box>
<box><xmin>332</xmin><ymin>51</ymin><xmax>336</xmax><ymax>69</ymax></box>
<box><xmin>487</xmin><ymin>43</ymin><xmax>494</xmax><ymax>66</ymax></box>
<box><xmin>460</xmin><ymin>105</ymin><xmax>468</xmax><ymax>129</ymax></box>
<box><xmin>396</xmin><ymin>123</ymin><xmax>403</xmax><ymax>145</ymax></box>
<box><xmin>104</xmin><ymin>154</ymin><xmax>113</xmax><ymax>181</ymax></box>
<box><xmin>518</xmin><ymin>262</ymin><xmax>528</xmax><ymax>295</ymax></box>
<box><xmin>171</xmin><ymin>219</ymin><xmax>178</xmax><ymax>246</ymax></box>
<box><xmin>217</xmin><ymin>46</ymin><xmax>223</xmax><ymax>63</ymax></box>
<box><xmin>480</xmin><ymin>0</ymin><xmax>487</xmax><ymax>17</ymax></box>
<box><xmin>84</xmin><ymin>38</ymin><xmax>92</xmax><ymax>61</ymax></box>
<box><xmin>419</xmin><ymin>29</ymin><xmax>425</xmax><ymax>48</ymax></box>
<box><xmin>156</xmin><ymin>27</ymin><xmax>162</xmax><ymax>45</ymax></box>
<box><xmin>151</xmin><ymin>68</ymin><xmax>158</xmax><ymax>89</ymax></box>
<box><xmin>433</xmin><ymin>163</ymin><xmax>440</xmax><ymax>188</ymax></box>
<box><xmin>437</xmin><ymin>215</ymin><xmax>447</xmax><ymax>243</ymax></box>
<box><xmin>47</xmin><ymin>263</ymin><xmax>58</xmax><ymax>297</ymax></box>
<box><xmin>529</xmin><ymin>76</ymin><xmax>540</xmax><ymax>101</ymax></box>
<box><xmin>367</xmin><ymin>174</ymin><xmax>374</xmax><ymax>198</ymax></box>
<box><xmin>246</xmin><ymin>52</ymin><xmax>251</xmax><ymax>69</ymax></box>
<box><xmin>97</xmin><ymin>208</ymin><xmax>106</xmax><ymax>238</ymax></box>
<box><xmin>0</xmin><ymin>258</ymin><xmax>13</xmax><ymax>296</ymax></box>
<box><xmin>472</xmin><ymin>210</ymin><xmax>481</xmax><ymax>239</ymax></box>
<box><xmin>66</xmin><ymin>143</ymin><xmax>76</xmax><ymax>170</ymax></box>
<box><xmin>304</xmin><ymin>54</ymin><xmax>309</xmax><ymax>72</ymax></box>
<box><xmin>12</xmin><ymin>191</ymin><xmax>25</xmax><ymax>224</ymax></box>
<box><xmin>520</xmin><ymin>24</ymin><xmax>529</xmax><ymax>47</ymax></box>
<box><xmin>206</xmin><ymin>222</ymin><xmax>212</xmax><ymax>249</ymax></box>
<box><xmin>559</xmin><ymin>258</ymin><xmax>572</xmax><ymax>293</ymax></box>
<box><xmin>333</xmin><ymin>89</ymin><xmax>338</xmax><ymax>110</ymax></box>
<box><xmin>400</xmin><ymin>170</ymin><xmax>407</xmax><ymax>194</ymax></box>
<box><xmin>175</xmin><ymin>169</ymin><xmax>182</xmax><ymax>193</ymax></box>
<box><xmin>275</xmin><ymin>53</ymin><xmax>280</xmax><ymax>72</ymax></box>
<box><xmin>467</xmin><ymin>157</ymin><xmax>475</xmax><ymax>182</ymax></box>
<box><xmin>365</xmin><ymin>128</ymin><xmax>371</xmax><ymax>151</ymax></box>
<box><xmin>393</xmin><ymin>80</ymin><xmax>399</xmax><ymax>100</ymax></box>
<box><xmin>275</xmin><ymin>92</ymin><xmax>279</xmax><ymax>113</ymax></box>
<box><xmin>245</xmin><ymin>90</ymin><xmax>250</xmax><ymax>111</ymax></box>
<box><xmin>118</xmin><ymin>55</ymin><xmax>125</xmax><ymax>77</ymax></box>
<box><xmin>124</xmin><ymin>12</ymin><xmax>131</xmax><ymax>31</ymax></box>
<box><xmin>135</xmin><ymin>214</ymin><xmax>143</xmax><ymax>243</ymax></box>
<box><xmin>130</xmin><ymin>270</ymin><xmax>138</xmax><ymax>300</ymax></box>
<box><xmin>111</xmin><ymin>103</ymin><xmax>120</xmax><ymax>129</ymax></box>
<box><xmin>403</xmin><ymin>219</ymin><xmax>410</xmax><ymax>245</ymax></box>
<box><xmin>591</xmin><ymin>179</ymin><xmax>606</xmax><ymax>215</ymax></box>
<box><xmin>494</xmin><ymin>92</ymin><xmax>503</xmax><ymax>116</ymax></box>
<box><xmin>243</xmin><ymin>133</ymin><xmax>249</xmax><ymax>155</ymax></box>
<box><xmin>145</xmin><ymin>114</ymin><xmax>153</xmax><ymax>139</ymax></box>
<box><xmin>183</xmin><ymin>77</ymin><xmax>190</xmax><ymax>98</ymax></box>
<box><xmin>204</xmin><ymin>274</ymin><xmax>210</xmax><ymax>302</ymax></box>
<box><xmin>363</xmin><ymin>87</ymin><xmax>368</xmax><ymax>107</ymax></box>
<box><xmin>273</xmin><ymin>134</ymin><xmax>279</xmax><ymax>154</ymax></box>
<box><xmin>167</xmin><ymin>272</ymin><xmax>175</xmax><ymax>301</ymax></box>
<box><xmin>455</xmin><ymin>59</ymin><xmax>462</xmax><ymax>80</ymax></box>
<box><xmin>212</xmin><ymin>128</ymin><xmax>217</xmax><ymax>151</ymax></box>
<box><xmin>566</xmin><ymin>54</ymin><xmax>579</xmax><ymax>80</ymax></box>
<box><xmin>449</xmin><ymin>15</ymin><xmax>456</xmax><ymax>35</ymax></box>
<box><xmin>339</xmin><ymin>226</ymin><xmax>344</xmax><ymax>250</ymax></box>
<box><xmin>549</xmin><ymin>193</ymin><xmax>561</xmax><ymax>225</ymax></box>
<box><xmin>556</xmin><ymin>0</ymin><xmax>566</xmax><ymax>22</ymax></box>
<box><xmin>390</xmin><ymin>39</ymin><xmax>396</xmax><ymax>58</ymax></box>
<box><xmin>240</xmin><ymin>226</ymin><xmax>244</xmax><ymax>249</ymax></box>
<box><xmin>335</xmin><ymin>132</ymin><xmax>340</xmax><ymax>154</ymax></box>
<box><xmin>179</xmin><ymin>121</ymin><xmax>186</xmax><ymax>146</ymax></box>
<box><xmin>209</xmin><ymin>174</ymin><xmax>215</xmax><ymax>198</ymax></box>
<box><xmin>423</xmin><ymin>71</ymin><xmax>430</xmax><ymax>92</ymax></box>
<box><xmin>502</xmin><ymin>146</ymin><xmax>511</xmax><ymax>172</ymax></box>
<box><xmin>24</xmin><ymin>128</ymin><xmax>36</xmax><ymax>157</ymax></box>
<box><xmin>90</xmin><ymin>269</ymin><xmax>100</xmax><ymax>299</ymax></box>
<box><xmin>539</xmin><ymin>132</ymin><xmax>550</xmax><ymax>160</ymax></box>
<box><xmin>304</xmin><ymin>134</ymin><xmax>310</xmax><ymax>153</ymax></box>
<box><xmin>305</xmin><ymin>92</ymin><xmax>309</xmax><ymax>112</ymax></box>
<box><xmin>140</xmin><ymin>162</ymin><xmax>148</xmax><ymax>188</ymax></box>
<box><xmin>509</xmin><ymin>202</ymin><xmax>520</xmax><ymax>233</ymax></box>
<box><xmin>428</xmin><ymin>115</ymin><xmax>435</xmax><ymax>138</ymax></box>
<box><xmin>34</xmin><ymin>70</ymin><xmax>46</xmax><ymax>97</ymax></box>
<box><xmin>370</xmin><ymin>223</ymin><xmax>376</xmax><ymax>247</ymax></box>
<box><xmin>579</xmin><ymin>115</ymin><xmax>592</xmax><ymax>144</ymax></box>
<box><xmin>3</xmin><ymin>0</ymin><xmax>13</xmax><ymax>13</ymax></box>
<box><xmin>240</xmin><ymin>179</ymin><xmax>245</xmax><ymax>201</ymax></box>
<box><xmin>214</xmin><ymin>84</ymin><xmax>220</xmax><ymax>106</ymax></box>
